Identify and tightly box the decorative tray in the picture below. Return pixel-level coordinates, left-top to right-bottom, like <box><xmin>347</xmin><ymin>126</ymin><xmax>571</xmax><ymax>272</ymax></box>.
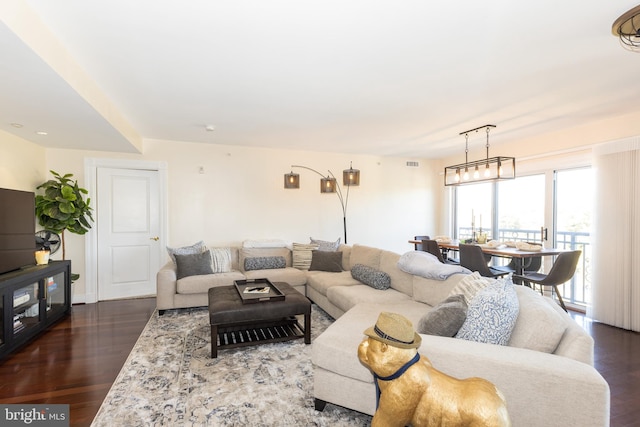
<box><xmin>234</xmin><ymin>278</ymin><xmax>285</xmax><ymax>304</ymax></box>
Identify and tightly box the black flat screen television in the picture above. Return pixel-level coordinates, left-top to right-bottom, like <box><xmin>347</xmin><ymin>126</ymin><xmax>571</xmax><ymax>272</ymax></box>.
<box><xmin>0</xmin><ymin>188</ymin><xmax>36</xmax><ymax>275</ymax></box>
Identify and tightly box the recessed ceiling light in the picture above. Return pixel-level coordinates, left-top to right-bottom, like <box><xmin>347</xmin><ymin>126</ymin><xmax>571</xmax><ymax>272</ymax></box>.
<box><xmin>10</xmin><ymin>123</ymin><xmax>23</xmax><ymax>128</ymax></box>
<box><xmin>35</xmin><ymin>131</ymin><xmax>48</xmax><ymax>136</ymax></box>
<box><xmin>205</xmin><ymin>125</ymin><xmax>216</xmax><ymax>132</ymax></box>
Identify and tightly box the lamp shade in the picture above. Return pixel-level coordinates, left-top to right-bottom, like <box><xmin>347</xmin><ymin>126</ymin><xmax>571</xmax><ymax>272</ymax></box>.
<box><xmin>320</xmin><ymin>177</ymin><xmax>337</xmax><ymax>193</ymax></box>
<box><xmin>284</xmin><ymin>172</ymin><xmax>300</xmax><ymax>189</ymax></box>
<box><xmin>343</xmin><ymin>166</ymin><xmax>360</xmax><ymax>186</ymax></box>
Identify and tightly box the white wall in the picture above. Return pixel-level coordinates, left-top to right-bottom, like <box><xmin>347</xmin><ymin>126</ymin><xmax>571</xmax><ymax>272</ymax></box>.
<box><xmin>0</xmin><ymin>130</ymin><xmax>47</xmax><ymax>190</ymax></box>
<box><xmin>42</xmin><ymin>139</ymin><xmax>438</xmax><ymax>301</ymax></box>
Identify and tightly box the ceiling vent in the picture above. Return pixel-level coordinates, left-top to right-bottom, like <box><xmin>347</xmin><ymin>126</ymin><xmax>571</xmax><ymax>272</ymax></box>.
<box><xmin>406</xmin><ymin>161</ymin><xmax>420</xmax><ymax>167</ymax></box>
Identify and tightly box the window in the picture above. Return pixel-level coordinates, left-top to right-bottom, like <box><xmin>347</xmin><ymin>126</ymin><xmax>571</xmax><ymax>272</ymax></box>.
<box><xmin>453</xmin><ymin>167</ymin><xmax>592</xmax><ymax>309</ymax></box>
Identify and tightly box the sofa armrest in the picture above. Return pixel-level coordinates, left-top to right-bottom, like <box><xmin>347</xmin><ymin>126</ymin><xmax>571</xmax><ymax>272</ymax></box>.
<box><xmin>420</xmin><ymin>335</ymin><xmax>610</xmax><ymax>427</ymax></box>
<box><xmin>156</xmin><ymin>261</ymin><xmax>177</xmax><ymax>310</ymax></box>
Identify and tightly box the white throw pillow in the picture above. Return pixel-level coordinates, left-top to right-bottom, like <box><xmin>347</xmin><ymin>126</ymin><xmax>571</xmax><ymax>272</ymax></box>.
<box><xmin>508</xmin><ymin>286</ymin><xmax>568</xmax><ymax>353</ymax></box>
<box><xmin>448</xmin><ymin>271</ymin><xmax>493</xmax><ymax>305</ymax></box>
<box><xmin>210</xmin><ymin>247</ymin><xmax>232</xmax><ymax>273</ymax></box>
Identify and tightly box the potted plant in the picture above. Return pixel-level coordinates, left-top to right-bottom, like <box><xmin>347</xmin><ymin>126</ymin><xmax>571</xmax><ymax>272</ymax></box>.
<box><xmin>35</xmin><ymin>170</ymin><xmax>94</xmax><ymax>277</ymax></box>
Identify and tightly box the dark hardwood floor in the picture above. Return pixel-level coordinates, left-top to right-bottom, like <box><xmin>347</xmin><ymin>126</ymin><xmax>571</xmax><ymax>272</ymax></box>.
<box><xmin>1</xmin><ymin>298</ymin><xmax>638</xmax><ymax>426</ymax></box>
<box><xmin>0</xmin><ymin>298</ymin><xmax>156</xmax><ymax>427</ymax></box>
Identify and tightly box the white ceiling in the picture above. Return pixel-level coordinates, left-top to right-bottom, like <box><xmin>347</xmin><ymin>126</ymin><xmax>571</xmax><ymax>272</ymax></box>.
<box><xmin>1</xmin><ymin>1</ymin><xmax>639</xmax><ymax>159</ymax></box>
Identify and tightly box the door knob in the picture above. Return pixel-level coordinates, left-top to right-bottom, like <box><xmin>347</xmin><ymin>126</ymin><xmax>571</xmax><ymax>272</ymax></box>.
<box><xmin>150</xmin><ymin>236</ymin><xmax>159</xmax><ymax>241</ymax></box>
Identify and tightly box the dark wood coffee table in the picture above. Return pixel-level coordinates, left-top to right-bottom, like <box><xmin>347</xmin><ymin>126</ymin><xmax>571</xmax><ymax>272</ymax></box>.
<box><xmin>208</xmin><ymin>281</ymin><xmax>311</xmax><ymax>358</ymax></box>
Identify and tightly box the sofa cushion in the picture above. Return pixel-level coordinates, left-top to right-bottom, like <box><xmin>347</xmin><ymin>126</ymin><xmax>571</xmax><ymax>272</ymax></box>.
<box><xmin>310</xmin><ymin>237</ymin><xmax>341</xmax><ymax>251</ymax></box>
<box><xmin>412</xmin><ymin>274</ymin><xmax>466</xmax><ymax>307</ymax></box>
<box><xmin>239</xmin><ymin>247</ymin><xmax>291</xmax><ymax>272</ymax></box>
<box><xmin>456</xmin><ymin>279</ymin><xmax>519</xmax><ymax>346</ymax></box>
<box><xmin>351</xmin><ymin>264</ymin><xmax>391</xmax><ymax>290</ymax></box>
<box><xmin>244</xmin><ymin>267</ymin><xmax>307</xmax><ymax>287</ymax></box>
<box><xmin>292</xmin><ymin>243</ymin><xmax>319</xmax><ymax>270</ymax></box>
<box><xmin>508</xmin><ymin>285</ymin><xmax>568</xmax><ymax>353</ymax></box>
<box><xmin>210</xmin><ymin>247</ymin><xmax>232</xmax><ymax>273</ymax></box>
<box><xmin>309</xmin><ymin>250</ymin><xmax>343</xmax><ymax>272</ymax></box>
<box><xmin>176</xmin><ymin>271</ymin><xmax>246</xmax><ymax>294</ymax></box>
<box><xmin>174</xmin><ymin>250</ymin><xmax>213</xmax><ymax>279</ymax></box>
<box><xmin>448</xmin><ymin>271</ymin><xmax>494</xmax><ymax>305</ymax></box>
<box><xmin>417</xmin><ymin>294</ymin><xmax>468</xmax><ymax>337</ymax></box>
<box><xmin>326</xmin><ymin>284</ymin><xmax>411</xmax><ymax>313</ymax></box>
<box><xmin>166</xmin><ymin>240</ymin><xmax>205</xmax><ymax>264</ymax></box>
<box><xmin>350</xmin><ymin>244</ymin><xmax>382</xmax><ymax>269</ymax></box>
<box><xmin>312</xmin><ymin>301</ymin><xmax>431</xmax><ymax>384</ymax></box>
<box><xmin>244</xmin><ymin>256</ymin><xmax>286</xmax><ymax>271</ymax></box>
<box><xmin>379</xmin><ymin>250</ymin><xmax>414</xmax><ymax>297</ymax></box>
<box><xmin>305</xmin><ymin>271</ymin><xmax>360</xmax><ymax>296</ymax></box>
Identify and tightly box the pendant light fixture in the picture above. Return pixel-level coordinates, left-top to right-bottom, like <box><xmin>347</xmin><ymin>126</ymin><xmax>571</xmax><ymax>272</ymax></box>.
<box><xmin>444</xmin><ymin>125</ymin><xmax>515</xmax><ymax>186</ymax></box>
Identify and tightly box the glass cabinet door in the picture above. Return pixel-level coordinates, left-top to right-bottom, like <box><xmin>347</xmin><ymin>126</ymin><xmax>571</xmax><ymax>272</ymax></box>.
<box><xmin>13</xmin><ymin>281</ymin><xmax>40</xmax><ymax>337</ymax></box>
<box><xmin>45</xmin><ymin>272</ymin><xmax>66</xmax><ymax>318</ymax></box>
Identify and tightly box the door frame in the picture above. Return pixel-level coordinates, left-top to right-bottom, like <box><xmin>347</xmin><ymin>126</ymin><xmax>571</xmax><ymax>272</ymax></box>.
<box><xmin>84</xmin><ymin>158</ymin><xmax>168</xmax><ymax>304</ymax></box>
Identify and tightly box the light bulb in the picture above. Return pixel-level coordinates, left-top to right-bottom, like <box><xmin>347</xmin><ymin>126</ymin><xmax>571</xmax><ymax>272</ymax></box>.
<box><xmin>473</xmin><ymin>165</ymin><xmax>479</xmax><ymax>179</ymax></box>
<box><xmin>463</xmin><ymin>168</ymin><xmax>469</xmax><ymax>181</ymax></box>
<box><xmin>484</xmin><ymin>163</ymin><xmax>491</xmax><ymax>177</ymax></box>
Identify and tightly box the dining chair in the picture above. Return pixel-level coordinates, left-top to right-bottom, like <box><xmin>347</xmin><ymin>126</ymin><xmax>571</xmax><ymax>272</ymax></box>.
<box><xmin>413</xmin><ymin>235</ymin><xmax>430</xmax><ymax>251</ymax></box>
<box><xmin>459</xmin><ymin>244</ymin><xmax>510</xmax><ymax>278</ymax></box>
<box><xmin>494</xmin><ymin>256</ymin><xmax>542</xmax><ymax>275</ymax></box>
<box><xmin>420</xmin><ymin>239</ymin><xmax>445</xmax><ymax>263</ymax></box>
<box><xmin>512</xmin><ymin>250</ymin><xmax>582</xmax><ymax>312</ymax></box>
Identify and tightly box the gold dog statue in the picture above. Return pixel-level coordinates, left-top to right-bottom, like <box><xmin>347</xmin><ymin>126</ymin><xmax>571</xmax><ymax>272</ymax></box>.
<box><xmin>358</xmin><ymin>312</ymin><xmax>511</xmax><ymax>427</ymax></box>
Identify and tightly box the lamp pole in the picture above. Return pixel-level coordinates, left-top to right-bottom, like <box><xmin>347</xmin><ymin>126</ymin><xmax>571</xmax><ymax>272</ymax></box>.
<box><xmin>291</xmin><ymin>165</ymin><xmax>350</xmax><ymax>244</ymax></box>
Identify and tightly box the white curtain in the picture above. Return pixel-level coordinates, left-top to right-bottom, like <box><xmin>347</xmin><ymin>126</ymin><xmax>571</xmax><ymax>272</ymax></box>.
<box><xmin>588</xmin><ymin>137</ymin><xmax>640</xmax><ymax>332</ymax></box>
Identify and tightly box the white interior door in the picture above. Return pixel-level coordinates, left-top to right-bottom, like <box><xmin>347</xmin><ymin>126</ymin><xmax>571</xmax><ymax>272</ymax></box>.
<box><xmin>97</xmin><ymin>167</ymin><xmax>161</xmax><ymax>300</ymax></box>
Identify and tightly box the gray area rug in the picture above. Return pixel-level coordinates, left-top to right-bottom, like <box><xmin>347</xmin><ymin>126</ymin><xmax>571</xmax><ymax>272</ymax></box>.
<box><xmin>91</xmin><ymin>304</ymin><xmax>372</xmax><ymax>426</ymax></box>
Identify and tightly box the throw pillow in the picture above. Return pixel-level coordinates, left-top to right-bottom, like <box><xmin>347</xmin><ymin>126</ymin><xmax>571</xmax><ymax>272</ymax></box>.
<box><xmin>244</xmin><ymin>256</ymin><xmax>286</xmax><ymax>271</ymax></box>
<box><xmin>456</xmin><ymin>278</ymin><xmax>520</xmax><ymax>346</ymax></box>
<box><xmin>351</xmin><ymin>264</ymin><xmax>391</xmax><ymax>290</ymax></box>
<box><xmin>210</xmin><ymin>247</ymin><xmax>232</xmax><ymax>273</ymax></box>
<box><xmin>417</xmin><ymin>294</ymin><xmax>468</xmax><ymax>337</ymax></box>
<box><xmin>292</xmin><ymin>243</ymin><xmax>319</xmax><ymax>270</ymax></box>
<box><xmin>448</xmin><ymin>271</ymin><xmax>494</xmax><ymax>305</ymax></box>
<box><xmin>507</xmin><ymin>285</ymin><xmax>568</xmax><ymax>353</ymax></box>
<box><xmin>166</xmin><ymin>240</ymin><xmax>205</xmax><ymax>264</ymax></box>
<box><xmin>309</xmin><ymin>250</ymin><xmax>343</xmax><ymax>272</ymax></box>
<box><xmin>174</xmin><ymin>250</ymin><xmax>213</xmax><ymax>280</ymax></box>
<box><xmin>310</xmin><ymin>237</ymin><xmax>341</xmax><ymax>252</ymax></box>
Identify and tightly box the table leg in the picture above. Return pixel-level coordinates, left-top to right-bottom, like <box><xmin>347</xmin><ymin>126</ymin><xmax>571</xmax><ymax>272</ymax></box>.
<box><xmin>211</xmin><ymin>325</ymin><xmax>218</xmax><ymax>358</ymax></box>
<box><xmin>304</xmin><ymin>312</ymin><xmax>311</xmax><ymax>344</ymax></box>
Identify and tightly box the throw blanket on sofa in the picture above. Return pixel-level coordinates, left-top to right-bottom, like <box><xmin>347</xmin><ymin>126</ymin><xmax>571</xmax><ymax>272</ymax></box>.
<box><xmin>397</xmin><ymin>251</ymin><xmax>471</xmax><ymax>280</ymax></box>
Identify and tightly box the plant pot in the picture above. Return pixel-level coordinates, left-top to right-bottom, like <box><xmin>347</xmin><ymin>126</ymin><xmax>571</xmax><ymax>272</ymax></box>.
<box><xmin>35</xmin><ymin>250</ymin><xmax>50</xmax><ymax>265</ymax></box>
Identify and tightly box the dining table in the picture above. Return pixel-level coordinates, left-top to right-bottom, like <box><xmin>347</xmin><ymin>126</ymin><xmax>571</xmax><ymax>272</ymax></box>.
<box><xmin>408</xmin><ymin>239</ymin><xmax>569</xmax><ymax>277</ymax></box>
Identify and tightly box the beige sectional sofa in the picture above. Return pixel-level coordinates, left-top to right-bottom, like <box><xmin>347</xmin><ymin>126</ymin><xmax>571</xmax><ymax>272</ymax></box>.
<box><xmin>309</xmin><ymin>244</ymin><xmax>610</xmax><ymax>427</ymax></box>
<box><xmin>155</xmin><ymin>241</ymin><xmax>610</xmax><ymax>426</ymax></box>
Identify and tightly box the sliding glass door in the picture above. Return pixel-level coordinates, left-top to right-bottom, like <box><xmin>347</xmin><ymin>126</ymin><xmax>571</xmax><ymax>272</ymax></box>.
<box><xmin>453</xmin><ymin>167</ymin><xmax>592</xmax><ymax>309</ymax></box>
<box><xmin>554</xmin><ymin>168</ymin><xmax>593</xmax><ymax>306</ymax></box>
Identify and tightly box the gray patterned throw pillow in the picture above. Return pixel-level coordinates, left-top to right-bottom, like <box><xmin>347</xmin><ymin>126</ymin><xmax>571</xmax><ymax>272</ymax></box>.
<box><xmin>351</xmin><ymin>263</ymin><xmax>391</xmax><ymax>290</ymax></box>
<box><xmin>166</xmin><ymin>240</ymin><xmax>205</xmax><ymax>264</ymax></box>
<box><xmin>244</xmin><ymin>256</ymin><xmax>286</xmax><ymax>271</ymax></box>
<box><xmin>456</xmin><ymin>278</ymin><xmax>519</xmax><ymax>346</ymax></box>
<box><xmin>310</xmin><ymin>237</ymin><xmax>341</xmax><ymax>252</ymax></box>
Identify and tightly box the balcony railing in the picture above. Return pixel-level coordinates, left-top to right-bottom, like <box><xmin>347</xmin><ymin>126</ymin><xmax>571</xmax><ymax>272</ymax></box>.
<box><xmin>458</xmin><ymin>227</ymin><xmax>591</xmax><ymax>307</ymax></box>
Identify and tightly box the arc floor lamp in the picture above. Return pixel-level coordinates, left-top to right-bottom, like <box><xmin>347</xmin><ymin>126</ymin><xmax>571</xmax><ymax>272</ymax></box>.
<box><xmin>284</xmin><ymin>163</ymin><xmax>360</xmax><ymax>244</ymax></box>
